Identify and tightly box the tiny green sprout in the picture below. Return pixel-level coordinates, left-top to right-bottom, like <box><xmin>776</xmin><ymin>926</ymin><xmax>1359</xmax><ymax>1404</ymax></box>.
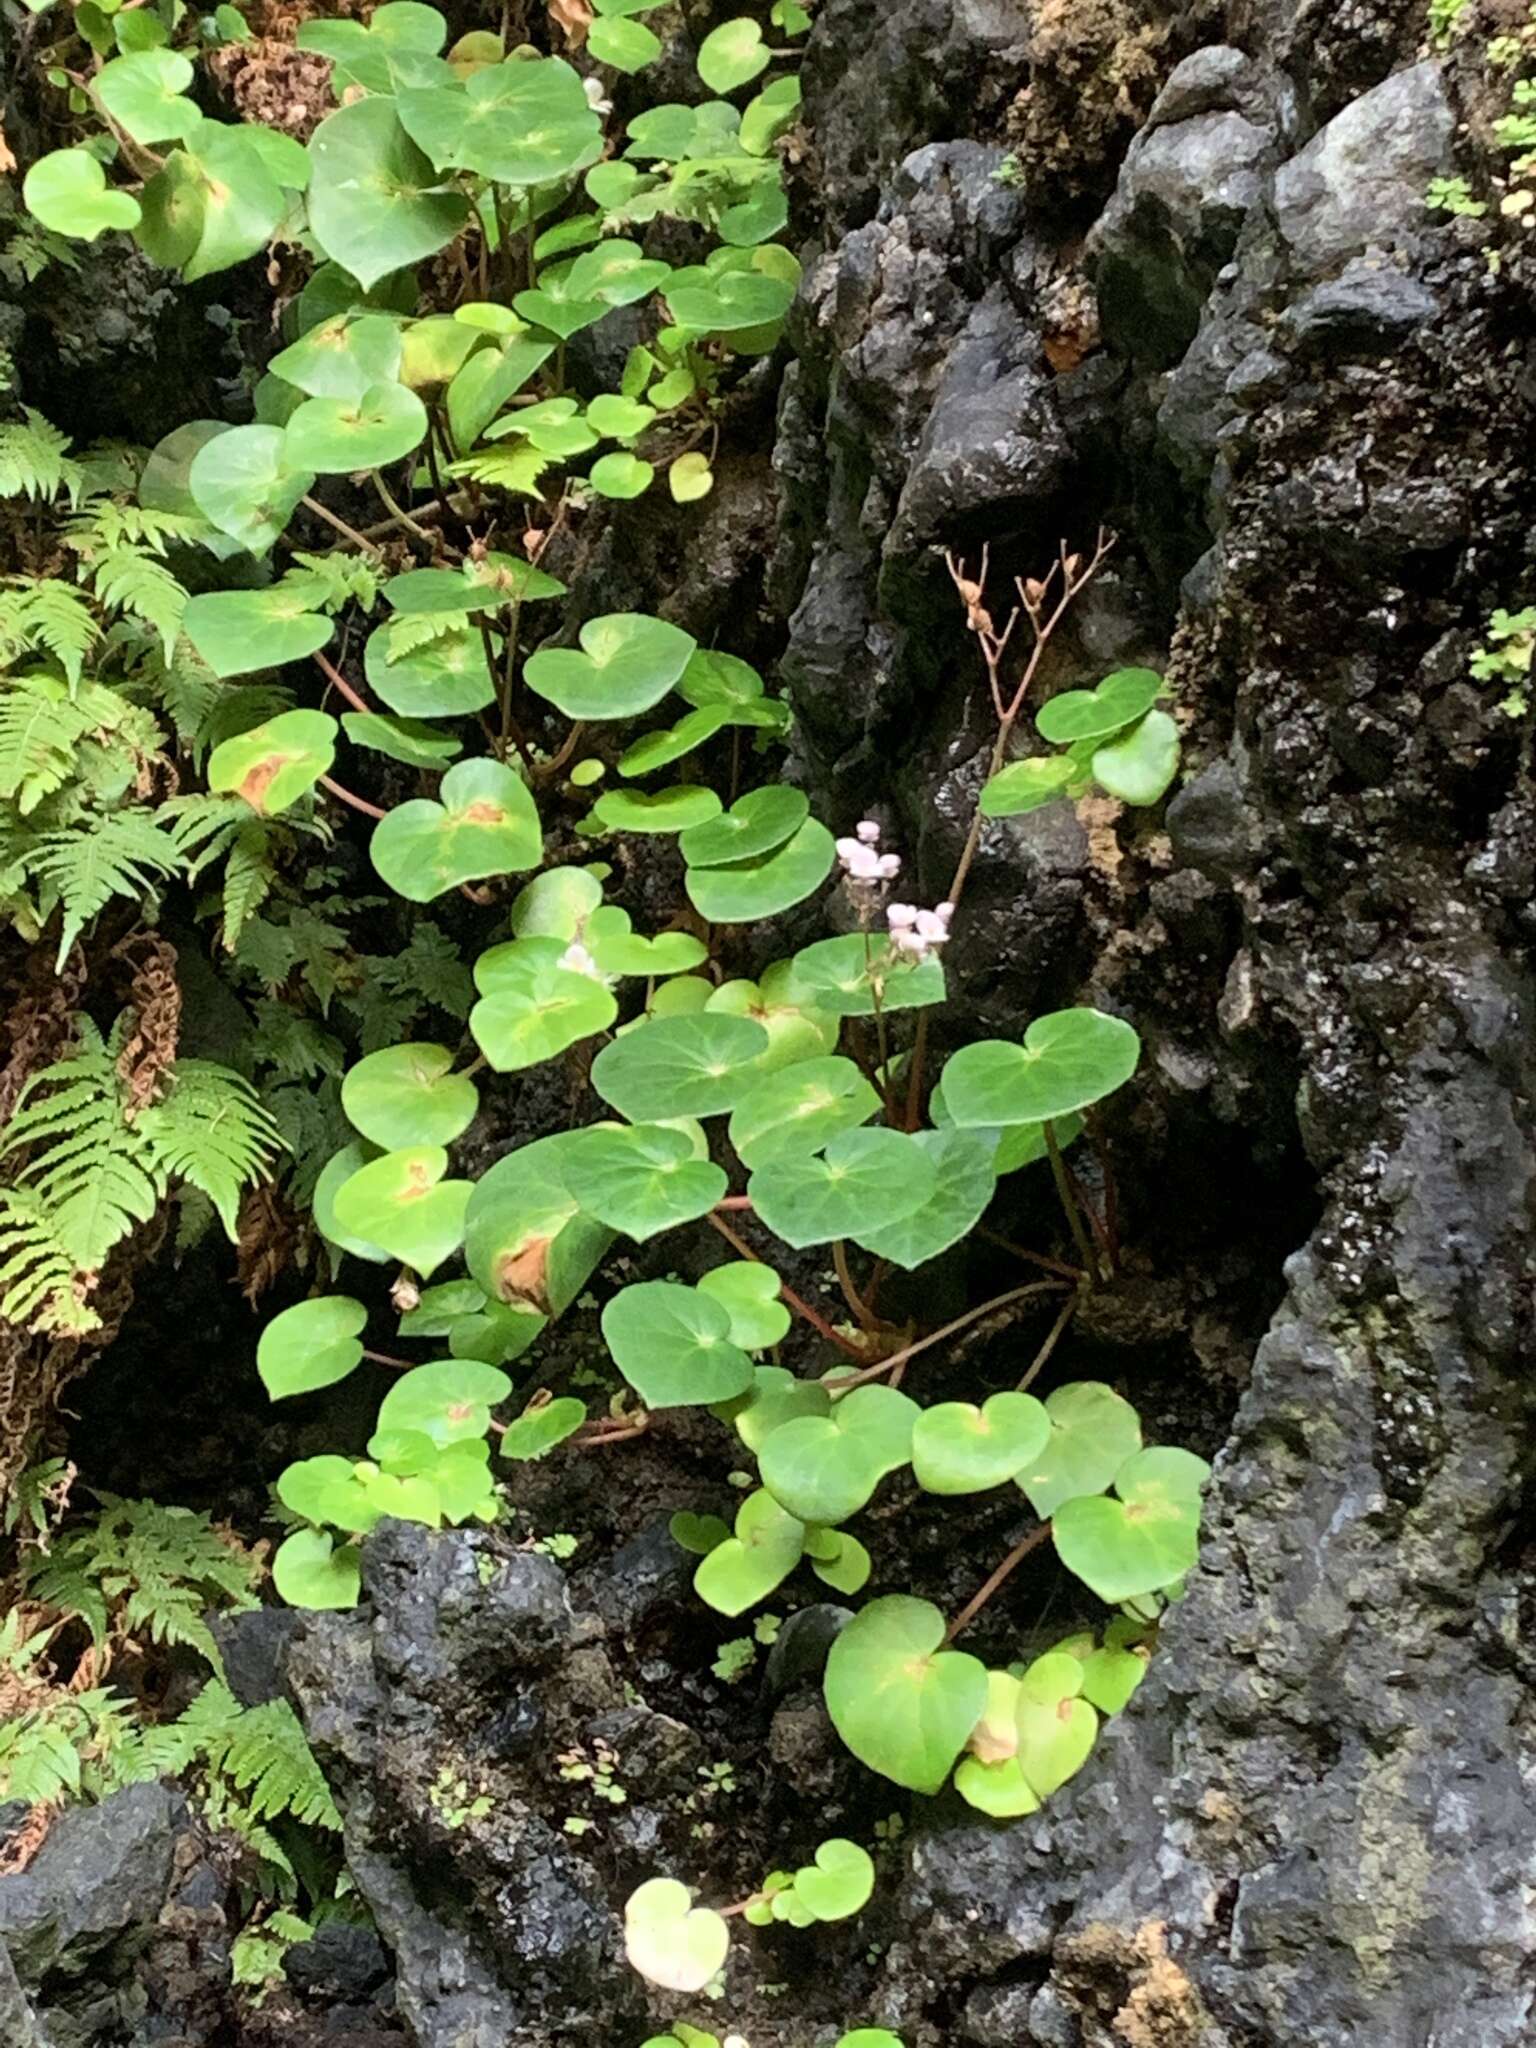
<box><xmin>428</xmin><ymin>1764</ymin><xmax>493</xmax><ymax>1829</ymax></box>
<box><xmin>712</xmin><ymin>1635</ymin><xmax>757</xmax><ymax>1683</ymax></box>
<box><xmin>532</xmin><ymin>1531</ymin><xmax>580</xmax><ymax>1561</ymax></box>
<box><xmin>563</xmin><ymin>1815</ymin><xmax>594</xmax><ymax>1837</ymax></box>
<box><xmin>1470</xmin><ymin>605</ymin><xmax>1536</xmax><ymax>717</ymax></box>
<box><xmin>1426</xmin><ymin>175</ymin><xmax>1488</xmax><ymax>218</ymax></box>
<box><xmin>745</xmin><ymin>1838</ymin><xmax>875</xmax><ymax>1926</ymax></box>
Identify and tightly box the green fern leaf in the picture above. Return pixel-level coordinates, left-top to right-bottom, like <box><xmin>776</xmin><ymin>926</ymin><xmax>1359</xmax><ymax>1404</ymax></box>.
<box><xmin>138</xmin><ymin>1061</ymin><xmax>283</xmax><ymax>1239</ymax></box>
<box><xmin>88</xmin><ymin>543</ymin><xmax>187</xmax><ymax>661</ymax></box>
<box><xmin>0</xmin><ymin>676</ymin><xmax>93</xmax><ymax>813</ymax></box>
<box><xmin>23</xmin><ymin>811</ymin><xmax>184</xmax><ymax>967</ymax></box>
<box><xmin>0</xmin><ymin>579</ymin><xmax>98</xmax><ymax>688</ymax></box>
<box><xmin>0</xmin><ymin>410</ymin><xmax>84</xmax><ymax>504</ymax></box>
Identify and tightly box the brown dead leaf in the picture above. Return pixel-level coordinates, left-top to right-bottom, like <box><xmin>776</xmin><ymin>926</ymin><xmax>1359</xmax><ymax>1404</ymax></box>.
<box><xmin>547</xmin><ymin>0</ymin><xmax>593</xmax><ymax>45</ymax></box>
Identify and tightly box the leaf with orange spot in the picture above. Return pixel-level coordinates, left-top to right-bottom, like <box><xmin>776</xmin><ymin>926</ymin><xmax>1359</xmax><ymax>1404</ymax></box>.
<box><xmin>330</xmin><ymin>1145</ymin><xmax>473</xmax><ymax>1277</ymax></box>
<box><xmin>208</xmin><ymin>709</ymin><xmax>337</xmax><ymax>815</ymax></box>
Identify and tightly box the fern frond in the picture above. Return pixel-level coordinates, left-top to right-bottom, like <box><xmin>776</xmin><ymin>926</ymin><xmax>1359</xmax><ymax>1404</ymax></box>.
<box><xmin>446</xmin><ymin>445</ymin><xmax>552</xmax><ymax>497</ymax></box>
<box><xmin>86</xmin><ymin>543</ymin><xmax>187</xmax><ymax>661</ymax></box>
<box><xmin>221</xmin><ymin>823</ymin><xmax>278</xmax><ymax>948</ymax></box>
<box><xmin>138</xmin><ymin>1062</ymin><xmax>283</xmax><ymax>1240</ymax></box>
<box><xmin>0</xmin><ymin>676</ymin><xmax>94</xmax><ymax>813</ymax></box>
<box><xmin>66</xmin><ymin>499</ymin><xmax>203</xmax><ymax>555</ymax></box>
<box><xmin>0</xmin><ymin>579</ymin><xmax>98</xmax><ymax>688</ymax></box>
<box><xmin>23</xmin><ymin>810</ymin><xmax>184</xmax><ymax>967</ymax></box>
<box><xmin>285</xmin><ymin>550</ymin><xmax>380</xmax><ymax>616</ymax></box>
<box><xmin>0</xmin><ymin>410</ymin><xmax>83</xmax><ymax>503</ymax></box>
<box><xmin>385</xmin><ymin>610</ymin><xmax>465</xmax><ymax>658</ymax></box>
<box><xmin>185</xmin><ymin>1681</ymin><xmax>341</xmax><ymax>1832</ymax></box>
<box><xmin>0</xmin><ymin>1190</ymin><xmax>84</xmax><ymax>1330</ymax></box>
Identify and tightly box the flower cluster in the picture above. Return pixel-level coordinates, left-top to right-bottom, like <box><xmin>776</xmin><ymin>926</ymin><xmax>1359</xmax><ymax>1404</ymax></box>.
<box><xmin>887</xmin><ymin>900</ymin><xmax>954</xmax><ymax>963</ymax></box>
<box><xmin>835</xmin><ymin>819</ymin><xmax>901</xmax><ymax>885</ymax></box>
<box><xmin>559</xmin><ymin>939</ymin><xmax>604</xmax><ymax>980</ymax></box>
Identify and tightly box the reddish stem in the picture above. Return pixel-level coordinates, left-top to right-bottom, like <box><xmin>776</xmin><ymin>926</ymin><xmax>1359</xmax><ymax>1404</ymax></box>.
<box><xmin>828</xmin><ymin>1281</ymin><xmax>1069</xmax><ymax>1394</ymax></box>
<box><xmin>313</xmin><ymin>650</ymin><xmax>373</xmax><ymax>716</ymax></box>
<box><xmin>320</xmin><ymin>774</ymin><xmax>387</xmax><ymax>821</ymax></box>
<box><xmin>705</xmin><ymin>1210</ymin><xmax>865</xmax><ymax>1360</ymax></box>
<box><xmin>943</xmin><ymin>1522</ymin><xmax>1052</xmax><ymax>1645</ymax></box>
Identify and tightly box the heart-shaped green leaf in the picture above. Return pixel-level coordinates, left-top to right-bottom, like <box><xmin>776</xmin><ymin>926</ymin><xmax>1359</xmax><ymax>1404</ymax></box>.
<box><xmin>1036</xmin><ymin>668</ymin><xmax>1163</xmax><ymax>744</ymax></box>
<box><xmin>562</xmin><ymin>1123</ymin><xmax>726</xmax><ymax>1240</ymax></box>
<box><xmin>823</xmin><ymin>1594</ymin><xmax>988</xmax><ymax>1795</ymax></box>
<box><xmin>850</xmin><ymin>1128</ymin><xmax>997</xmax><ymax>1271</ymax></box>
<box><xmin>602</xmin><ymin>1280</ymin><xmax>754</xmax><ymax>1408</ymax></box>
<box><xmin>447</xmin><ymin>333</ymin><xmax>555</xmax><ymax>451</ymax></box>
<box><xmin>740</xmin><ymin>72</ymin><xmax>801</xmax><ymax>154</ymax></box>
<box><xmin>397</xmin><ymin>54</ymin><xmax>601</xmax><ymax>186</ymax></box>
<box><xmin>911</xmin><ymin>1391</ymin><xmax>1050</xmax><ymax>1496</ymax></box>
<box><xmin>257</xmin><ymin>1295</ymin><xmax>367</xmax><ymax>1399</ymax></box>
<box><xmin>706</xmin><ymin>965</ymin><xmax>839</xmax><ymax>1069</ymax></box>
<box><xmin>511</xmin><ymin>865</ymin><xmax>605</xmax><ymax>940</ymax></box>
<box><xmin>727</xmin><ymin>1055</ymin><xmax>878</xmax><ymax>1169</ymax></box>
<box><xmin>696</xmin><ymin>1261</ymin><xmax>791</xmax><ymax>1349</ymax></box>
<box><xmin>939</xmin><ymin>1008</ymin><xmax>1141</xmax><ymax>1127</ymax></box>
<box><xmin>1091</xmin><ymin>708</ymin><xmax>1180</xmax><ymax>807</ymax></box>
<box><xmin>678</xmin><ymin>787</ymin><xmax>808</xmax><ymax>867</ymax></box>
<box><xmin>954</xmin><ymin>1751</ymin><xmax>1042</xmax><ymax>1819</ymax></box>
<box><xmin>693</xmin><ymin>1486</ymin><xmax>804</xmax><ymax>1615</ymax></box>
<box><xmin>342</xmin><ymin>1043</ymin><xmax>478</xmax><ymax>1150</ymax></box>
<box><xmin>363</xmin><ymin>621</ymin><xmax>496</xmax><ymax>718</ymax></box>
<box><xmin>375</xmin><ymin>1356</ymin><xmax>512</xmax><ymax>1445</ymax></box>
<box><xmin>97</xmin><ymin>48</ymin><xmax>200</xmax><ymax>143</ymax></box>
<box><xmin>592</xmin><ymin>785</ymin><xmax>722</xmax><ymax>834</ymax></box>
<box><xmin>309</xmin><ymin>96</ymin><xmax>470</xmax><ymax>289</ymax></box>
<box><xmin>929</xmin><ymin>1081</ymin><xmax>1085</xmax><ymax>1176</ymax></box>
<box><xmin>697</xmin><ymin>16</ymin><xmax>770</xmax><ymax>91</ymax></box>
<box><xmin>525</xmin><ymin>612</ymin><xmax>696</xmax><ymax>721</ymax></box>
<box><xmin>590</xmin><ymin>14</ymin><xmax>662</xmax><ymax>68</ymax></box>
<box><xmin>189</xmin><ymin>423</ymin><xmax>313</xmax><ymax>553</ymax></box>
<box><xmin>1015</xmin><ymin>1381</ymin><xmax>1143</xmax><ymax>1518</ymax></box>
<box><xmin>670</xmin><ymin>1510</ymin><xmax>730</xmax><ymax>1556</ymax></box>
<box><xmin>979</xmin><ymin>755</ymin><xmax>1077</xmax><ymax>818</ymax></box>
<box><xmin>284</xmin><ymin>380</ymin><xmax>428</xmax><ymax>473</ymax></box>
<box><xmin>208</xmin><ymin>709</ymin><xmax>336</xmax><ymax>815</ymax></box>
<box><xmin>748</xmin><ymin>1127</ymin><xmax>937</xmax><ymax>1249</ymax></box>
<box><xmin>331</xmin><ymin>1146</ymin><xmax>472</xmax><ymax>1277</ymax></box>
<box><xmin>758</xmin><ymin>1384</ymin><xmax>918</xmax><ymax>1525</ymax></box>
<box><xmin>785</xmin><ymin>933</ymin><xmax>945</xmax><ymax>1017</ymax></box>
<box><xmin>342</xmin><ymin>712</ymin><xmax>463</xmax><ymax>769</ymax></box>
<box><xmin>582</xmin><ymin>905</ymin><xmax>706</xmax><ymax>978</ymax></box>
<box><xmin>624</xmin><ymin>1878</ymin><xmax>730</xmax><ymax>1994</ymax></box>
<box><xmin>23</xmin><ymin>149</ymin><xmax>143</xmax><ymax>241</ymax></box>
<box><xmin>370</xmin><ymin>757</ymin><xmax>542</xmax><ymax>901</ymax></box>
<box><xmin>313</xmin><ymin>1142</ymin><xmax>391</xmax><ymax>1266</ymax></box>
<box><xmin>589</xmin><ymin>451</ymin><xmax>654</xmax><ymax>499</ymax></box>
<box><xmin>615</xmin><ymin>707</ymin><xmax>730</xmax><ymax>778</ymax></box>
<box><xmin>591</xmin><ymin>1013</ymin><xmax>769</xmax><ymax>1119</ymax></box>
<box><xmin>469</xmin><ymin>939</ymin><xmax>617</xmax><ymax>1069</ymax></box>
<box><xmin>1014</xmin><ymin>1649</ymin><xmax>1099</xmax><ymax>1797</ymax></box>
<box><xmin>791</xmin><ymin>1839</ymin><xmax>873</xmax><ymax>1921</ymax></box>
<box><xmin>1062</xmin><ymin>1624</ymin><xmax>1150</xmax><ymax>1715</ymax></box>
<box><xmin>269</xmin><ymin>312</ymin><xmax>405</xmax><ymax>401</ymax></box>
<box><xmin>1052</xmin><ymin>1446</ymin><xmax>1209</xmax><ymax>1603</ymax></box>
<box><xmin>500</xmin><ymin>1394</ymin><xmax>587</xmax><ymax>1461</ymax></box>
<box><xmin>810</xmin><ymin>1529</ymin><xmax>871</xmax><ymax>1596</ymax></box>
<box><xmin>720</xmin><ymin>1364</ymin><xmax>831</xmax><ymax>1452</ymax></box>
<box><xmin>138</xmin><ymin>121</ymin><xmax>288</xmax><ymax>282</ymax></box>
<box><xmin>665</xmin><ymin>267</ymin><xmax>794</xmax><ymax>333</ymax></box>
<box><xmin>273</xmin><ymin>1527</ymin><xmax>361</xmax><ymax>1609</ymax></box>
<box><xmin>182</xmin><ymin>587</ymin><xmax>334</xmax><ymax>679</ymax></box>
<box><xmin>464</xmin><ymin>1132</ymin><xmax>613</xmax><ymax>1321</ymax></box>
<box><xmin>278</xmin><ymin>1454</ymin><xmax>382</xmax><ymax>1535</ymax></box>
<box><xmin>684</xmin><ymin>819</ymin><xmax>835</xmax><ymax>923</ymax></box>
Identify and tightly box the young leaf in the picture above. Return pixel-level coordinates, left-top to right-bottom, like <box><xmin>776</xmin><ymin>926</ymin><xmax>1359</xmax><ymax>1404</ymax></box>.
<box><xmin>1036</xmin><ymin>668</ymin><xmax>1163</xmax><ymax>744</ymax></box>
<box><xmin>747</xmin><ymin>1127</ymin><xmax>937</xmax><ymax>1249</ymax></box>
<box><xmin>696</xmin><ymin>17</ymin><xmax>770</xmax><ymax>92</ymax></box>
<box><xmin>623</xmin><ymin>1878</ymin><xmax>730</xmax><ymax>1994</ymax></box>
<box><xmin>1091</xmin><ymin>708</ymin><xmax>1180</xmax><ymax>806</ymax></box>
<box><xmin>696</xmin><ymin>1261</ymin><xmax>791</xmax><ymax>1348</ymax></box>
<box><xmin>23</xmin><ymin>149</ymin><xmax>142</xmax><ymax>241</ymax></box>
<box><xmin>1052</xmin><ymin>1447</ymin><xmax>1209</xmax><ymax>1604</ymax></box>
<box><xmin>341</xmin><ymin>1043</ymin><xmax>478</xmax><ymax>1150</ymax></box>
<box><xmin>257</xmin><ymin>1296</ymin><xmax>367</xmax><ymax>1399</ymax></box>
<box><xmin>1013</xmin><ymin>1650</ymin><xmax>1098</xmax><ymax>1797</ymax></box>
<box><xmin>500</xmin><ymin>1395</ymin><xmax>587</xmax><ymax>1460</ymax></box>
<box><xmin>790</xmin><ymin>1838</ymin><xmax>874</xmax><ymax>1921</ymax></box>
<box><xmin>272</xmin><ymin>1528</ymin><xmax>361</xmax><ymax>1610</ymax></box>
<box><xmin>1015</xmin><ymin>1381</ymin><xmax>1143</xmax><ymax>1519</ymax></box>
<box><xmin>601</xmin><ymin>1280</ymin><xmax>755</xmax><ymax>1407</ymax></box>
<box><xmin>97</xmin><ymin>48</ymin><xmax>200</xmax><ymax>144</ymax></box>
<box><xmin>370</xmin><ymin>757</ymin><xmax>542</xmax><ymax>901</ymax></box>
<box><xmin>562</xmin><ymin>1123</ymin><xmax>727</xmax><ymax>1240</ymax></box>
<box><xmin>979</xmin><ymin>755</ymin><xmax>1076</xmax><ymax>819</ymax></box>
<box><xmin>469</xmin><ymin>942</ymin><xmax>617</xmax><ymax>1070</ymax></box>
<box><xmin>823</xmin><ymin>1595</ymin><xmax>987</xmax><ymax>1796</ymax></box>
<box><xmin>342</xmin><ymin>712</ymin><xmax>463</xmax><ymax>769</ymax></box>
<box><xmin>938</xmin><ymin>1008</ymin><xmax>1141</xmax><ymax>1128</ymax></box>
<box><xmin>693</xmin><ymin>1487</ymin><xmax>804</xmax><ymax>1615</ymax></box>
<box><xmin>911</xmin><ymin>1392</ymin><xmax>1050</xmax><ymax>1496</ymax></box>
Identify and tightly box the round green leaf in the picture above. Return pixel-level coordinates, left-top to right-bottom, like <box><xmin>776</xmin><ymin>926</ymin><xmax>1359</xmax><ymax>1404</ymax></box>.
<box><xmin>525</xmin><ymin>612</ymin><xmax>696</xmax><ymax>721</ymax></box>
<box><xmin>706</xmin><ymin>965</ymin><xmax>839</xmax><ymax>1068</ymax></box>
<box><xmin>602</xmin><ymin>1280</ymin><xmax>754</xmax><ymax>1408</ymax></box>
<box><xmin>208</xmin><ymin>708</ymin><xmax>336</xmax><ymax>815</ymax></box>
<box><xmin>463</xmin><ymin>1131</ymin><xmax>613</xmax><ymax>1319</ymax></box>
<box><xmin>670</xmin><ymin>1510</ymin><xmax>730</xmax><ymax>1556</ymax></box>
<box><xmin>697</xmin><ymin>16</ymin><xmax>770</xmax><ymax>91</ymax></box>
<box><xmin>583</xmin><ymin>906</ymin><xmax>707</xmax><ymax>978</ymax></box>
<box><xmin>97</xmin><ymin>48</ymin><xmax>199</xmax><ymax>143</ymax></box>
<box><xmin>363</xmin><ymin>621</ymin><xmax>496</xmax><ymax>718</ymax></box>
<box><xmin>469</xmin><ymin>942</ymin><xmax>617</xmax><ymax>1070</ymax></box>
<box><xmin>748</xmin><ymin>1127</ymin><xmax>937</xmax><ymax>1250</ymax></box>
<box><xmin>589</xmin><ymin>13</ymin><xmax>661</xmax><ymax>68</ymax></box>
<box><xmin>589</xmin><ymin>451</ymin><xmax>654</xmax><ymax>499</ymax></box>
<box><xmin>189</xmin><ymin>423</ymin><xmax>313</xmax><ymax>553</ymax></box>
<box><xmin>1014</xmin><ymin>1650</ymin><xmax>1098</xmax><ymax>1796</ymax></box>
<box><xmin>911</xmin><ymin>1391</ymin><xmax>1050</xmax><ymax>1496</ymax></box>
<box><xmin>342</xmin><ymin>1043</ymin><xmax>478</xmax><ymax>1149</ymax></box>
<box><xmin>851</xmin><ymin>1128</ymin><xmax>997</xmax><ymax>1271</ymax></box>
<box><xmin>979</xmin><ymin>755</ymin><xmax>1077</xmax><ymax>818</ymax></box>
<box><xmin>1052</xmin><ymin>1446</ymin><xmax>1209</xmax><ymax>1604</ymax></box>
<box><xmin>693</xmin><ymin>1487</ymin><xmax>804</xmax><ymax>1616</ymax></box>
<box><xmin>270</xmin><ymin>313</ymin><xmax>405</xmax><ymax>401</ymax></box>
<box><xmin>696</xmin><ymin>1261</ymin><xmax>791</xmax><ymax>1348</ymax></box>
<box><xmin>740</xmin><ymin>72</ymin><xmax>801</xmax><ymax>155</ymax></box>
<box><xmin>1067</xmin><ymin>1627</ymin><xmax>1150</xmax><ymax>1715</ymax></box>
<box><xmin>139</xmin><ymin>120</ymin><xmax>288</xmax><ymax>283</ymax></box>
<box><xmin>677</xmin><ymin>648</ymin><xmax>764</xmax><ymax>710</ymax></box>
<box><xmin>500</xmin><ymin>1395</ymin><xmax>587</xmax><ymax>1460</ymax></box>
<box><xmin>679</xmin><ymin>787</ymin><xmax>808</xmax><ymax>867</ymax></box>
<box><xmin>397</xmin><ymin>54</ymin><xmax>601</xmax><ymax>187</ymax></box>
<box><xmin>785</xmin><ymin>933</ymin><xmax>946</xmax><ymax>1018</ymax></box>
<box><xmin>823</xmin><ymin>1595</ymin><xmax>988</xmax><ymax>1796</ymax></box>
<box><xmin>510</xmin><ymin>865</ymin><xmax>604</xmax><ymax>940</ymax></box>
<box><xmin>669</xmin><ymin>451</ymin><xmax>714</xmax><ymax>501</ymax></box>
<box><xmin>1035</xmin><ymin>668</ymin><xmax>1163</xmax><ymax>744</ymax></box>
<box><xmin>592</xmin><ymin>784</ymin><xmax>721</xmax><ymax>834</ymax></box>
<box><xmin>624</xmin><ymin>1879</ymin><xmax>729</xmax><ymax>1995</ymax></box>
<box><xmin>1091</xmin><ymin>708</ymin><xmax>1181</xmax><ymax>807</ymax></box>
<box><xmin>308</xmin><ymin>96</ymin><xmax>470</xmax><ymax>290</ymax></box>
<box><xmin>939</xmin><ymin>1008</ymin><xmax>1141</xmax><ymax>1128</ymax></box>
<box><xmin>811</xmin><ymin>1529</ymin><xmax>871</xmax><ymax>1596</ymax></box>
<box><xmin>664</xmin><ymin>267</ymin><xmax>794</xmax><ymax>333</ymax></box>
<box><xmin>616</xmin><ymin>708</ymin><xmax>730</xmax><ymax>778</ymax></box>
<box><xmin>384</xmin><ymin>566</ymin><xmax>496</xmax><ymax>616</ymax></box>
<box><xmin>284</xmin><ymin>380</ymin><xmax>428</xmax><ymax>473</ymax></box>
<box><xmin>727</xmin><ymin>1055</ymin><xmax>878</xmax><ymax>1169</ymax></box>
<box><xmin>23</xmin><ymin>148</ymin><xmax>142</xmax><ymax>241</ymax></box>
<box><xmin>278</xmin><ymin>1455</ymin><xmax>381</xmax><ymax>1535</ymax></box>
<box><xmin>375</xmin><ymin>1357</ymin><xmax>512</xmax><ymax>1446</ymax></box>
<box><xmin>257</xmin><ymin>1295</ymin><xmax>367</xmax><ymax>1399</ymax></box>
<box><xmin>273</xmin><ymin>1527</ymin><xmax>361</xmax><ymax>1609</ymax></box>
<box><xmin>722</xmin><ymin>1364</ymin><xmax>832</xmax><ymax>1452</ymax></box>
<box><xmin>370</xmin><ymin>757</ymin><xmax>542</xmax><ymax>901</ymax></box>
<box><xmin>591</xmin><ymin>1013</ymin><xmax>769</xmax><ymax>1119</ymax></box>
<box><xmin>792</xmin><ymin>1839</ymin><xmax>873</xmax><ymax>1921</ymax></box>
<box><xmin>954</xmin><ymin>1751</ymin><xmax>1041</xmax><ymax>1818</ymax></box>
<box><xmin>562</xmin><ymin>1123</ymin><xmax>726</xmax><ymax>1240</ymax></box>
<box><xmin>684</xmin><ymin>818</ymin><xmax>835</xmax><ymax>923</ymax></box>
<box><xmin>331</xmin><ymin>1146</ymin><xmax>472</xmax><ymax>1277</ymax></box>
<box><xmin>341</xmin><ymin>712</ymin><xmax>463</xmax><ymax>769</ymax></box>
<box><xmin>587</xmin><ymin>392</ymin><xmax>656</xmax><ymax>440</ymax></box>
<box><xmin>314</xmin><ymin>1141</ymin><xmax>391</xmax><ymax>1265</ymax></box>
<box><xmin>181</xmin><ymin>587</ymin><xmax>333</xmax><ymax>680</ymax></box>
<box><xmin>1015</xmin><ymin>1381</ymin><xmax>1143</xmax><ymax>1518</ymax></box>
<box><xmin>759</xmin><ymin>1383</ymin><xmax>916</xmax><ymax>1525</ymax></box>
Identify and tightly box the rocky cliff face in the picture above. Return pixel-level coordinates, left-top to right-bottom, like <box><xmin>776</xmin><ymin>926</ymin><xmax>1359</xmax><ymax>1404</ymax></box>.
<box><xmin>3</xmin><ymin>1</ymin><xmax>1532</xmax><ymax>2043</ymax></box>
